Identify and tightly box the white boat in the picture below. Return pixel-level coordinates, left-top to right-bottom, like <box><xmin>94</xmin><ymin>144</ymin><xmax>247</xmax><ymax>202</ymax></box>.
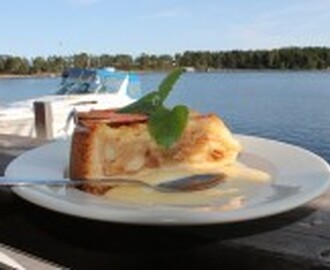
<box><xmin>0</xmin><ymin>68</ymin><xmax>141</xmax><ymax>139</ymax></box>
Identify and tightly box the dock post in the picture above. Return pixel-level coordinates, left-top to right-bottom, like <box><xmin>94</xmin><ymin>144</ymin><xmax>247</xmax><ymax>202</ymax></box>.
<box><xmin>33</xmin><ymin>101</ymin><xmax>54</xmax><ymax>140</ymax></box>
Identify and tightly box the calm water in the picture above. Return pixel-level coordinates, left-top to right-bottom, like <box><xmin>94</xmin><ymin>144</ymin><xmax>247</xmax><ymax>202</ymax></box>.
<box><xmin>1</xmin><ymin>71</ymin><xmax>330</xmax><ymax>163</ymax></box>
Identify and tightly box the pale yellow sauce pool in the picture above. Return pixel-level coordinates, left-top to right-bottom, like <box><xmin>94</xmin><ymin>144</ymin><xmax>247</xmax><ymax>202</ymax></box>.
<box><xmin>103</xmin><ymin>163</ymin><xmax>271</xmax><ymax>209</ymax></box>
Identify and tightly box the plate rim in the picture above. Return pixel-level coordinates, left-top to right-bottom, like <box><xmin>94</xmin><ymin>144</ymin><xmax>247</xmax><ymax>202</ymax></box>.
<box><xmin>5</xmin><ymin>135</ymin><xmax>330</xmax><ymax>225</ymax></box>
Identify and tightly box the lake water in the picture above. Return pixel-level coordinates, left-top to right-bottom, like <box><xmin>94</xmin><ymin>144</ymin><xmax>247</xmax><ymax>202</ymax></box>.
<box><xmin>0</xmin><ymin>71</ymin><xmax>330</xmax><ymax>163</ymax></box>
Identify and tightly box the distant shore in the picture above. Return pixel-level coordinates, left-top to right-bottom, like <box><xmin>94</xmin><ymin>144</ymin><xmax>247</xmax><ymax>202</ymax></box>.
<box><xmin>1</xmin><ymin>68</ymin><xmax>330</xmax><ymax>80</ymax></box>
<box><xmin>0</xmin><ymin>73</ymin><xmax>59</xmax><ymax>79</ymax></box>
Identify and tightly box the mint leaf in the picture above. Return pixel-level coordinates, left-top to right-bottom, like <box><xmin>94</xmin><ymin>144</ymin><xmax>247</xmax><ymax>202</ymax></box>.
<box><xmin>118</xmin><ymin>68</ymin><xmax>188</xmax><ymax>148</ymax></box>
<box><xmin>148</xmin><ymin>105</ymin><xmax>188</xmax><ymax>148</ymax></box>
<box><xmin>157</xmin><ymin>68</ymin><xmax>184</xmax><ymax>102</ymax></box>
<box><xmin>118</xmin><ymin>68</ymin><xmax>184</xmax><ymax>115</ymax></box>
<box><xmin>117</xmin><ymin>92</ymin><xmax>161</xmax><ymax>114</ymax></box>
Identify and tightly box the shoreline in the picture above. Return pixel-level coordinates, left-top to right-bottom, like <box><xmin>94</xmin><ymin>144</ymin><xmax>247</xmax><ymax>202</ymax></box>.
<box><xmin>0</xmin><ymin>69</ymin><xmax>329</xmax><ymax>80</ymax></box>
<box><xmin>0</xmin><ymin>73</ymin><xmax>59</xmax><ymax>79</ymax></box>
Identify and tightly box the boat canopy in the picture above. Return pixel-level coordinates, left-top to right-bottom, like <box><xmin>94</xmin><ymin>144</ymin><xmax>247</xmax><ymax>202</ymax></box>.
<box><xmin>55</xmin><ymin>68</ymin><xmax>141</xmax><ymax>98</ymax></box>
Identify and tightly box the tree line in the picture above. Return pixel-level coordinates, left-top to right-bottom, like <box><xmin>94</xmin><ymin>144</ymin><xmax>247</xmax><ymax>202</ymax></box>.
<box><xmin>1</xmin><ymin>47</ymin><xmax>330</xmax><ymax>75</ymax></box>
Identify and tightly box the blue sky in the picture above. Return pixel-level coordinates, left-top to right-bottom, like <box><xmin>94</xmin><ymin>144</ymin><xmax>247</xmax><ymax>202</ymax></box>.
<box><xmin>1</xmin><ymin>0</ymin><xmax>330</xmax><ymax>57</ymax></box>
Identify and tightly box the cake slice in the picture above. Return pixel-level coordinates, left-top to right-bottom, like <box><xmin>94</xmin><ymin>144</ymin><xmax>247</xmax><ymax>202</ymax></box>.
<box><xmin>69</xmin><ymin>109</ymin><xmax>241</xmax><ymax>195</ymax></box>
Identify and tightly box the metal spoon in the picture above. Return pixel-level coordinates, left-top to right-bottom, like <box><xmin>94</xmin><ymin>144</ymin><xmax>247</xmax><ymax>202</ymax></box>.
<box><xmin>0</xmin><ymin>174</ymin><xmax>226</xmax><ymax>193</ymax></box>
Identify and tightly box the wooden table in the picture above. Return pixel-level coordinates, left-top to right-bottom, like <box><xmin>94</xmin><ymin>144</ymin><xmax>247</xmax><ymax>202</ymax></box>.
<box><xmin>0</xmin><ymin>134</ymin><xmax>330</xmax><ymax>269</ymax></box>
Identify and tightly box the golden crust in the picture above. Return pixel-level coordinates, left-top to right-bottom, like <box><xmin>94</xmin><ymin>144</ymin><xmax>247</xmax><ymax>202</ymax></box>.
<box><xmin>69</xmin><ymin>125</ymin><xmax>107</xmax><ymax>194</ymax></box>
<box><xmin>69</xmin><ymin>111</ymin><xmax>241</xmax><ymax>195</ymax></box>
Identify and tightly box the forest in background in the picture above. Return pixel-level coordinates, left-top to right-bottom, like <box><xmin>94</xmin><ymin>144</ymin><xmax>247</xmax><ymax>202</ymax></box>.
<box><xmin>1</xmin><ymin>47</ymin><xmax>330</xmax><ymax>75</ymax></box>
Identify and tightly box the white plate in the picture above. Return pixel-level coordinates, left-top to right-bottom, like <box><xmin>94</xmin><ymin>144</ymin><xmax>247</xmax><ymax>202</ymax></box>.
<box><xmin>5</xmin><ymin>135</ymin><xmax>330</xmax><ymax>225</ymax></box>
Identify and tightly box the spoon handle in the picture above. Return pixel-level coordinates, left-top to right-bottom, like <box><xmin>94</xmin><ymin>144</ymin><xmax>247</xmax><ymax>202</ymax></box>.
<box><xmin>0</xmin><ymin>174</ymin><xmax>224</xmax><ymax>192</ymax></box>
<box><xmin>0</xmin><ymin>177</ymin><xmax>149</xmax><ymax>187</ymax></box>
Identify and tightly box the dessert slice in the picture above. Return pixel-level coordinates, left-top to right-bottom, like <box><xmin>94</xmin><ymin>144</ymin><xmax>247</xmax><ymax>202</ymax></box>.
<box><xmin>69</xmin><ymin>110</ymin><xmax>241</xmax><ymax>195</ymax></box>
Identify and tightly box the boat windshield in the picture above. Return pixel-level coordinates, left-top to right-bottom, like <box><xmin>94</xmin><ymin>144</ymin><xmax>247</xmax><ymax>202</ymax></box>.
<box><xmin>126</xmin><ymin>73</ymin><xmax>141</xmax><ymax>99</ymax></box>
<box><xmin>56</xmin><ymin>81</ymin><xmax>96</xmax><ymax>94</ymax></box>
<box><xmin>55</xmin><ymin>68</ymin><xmax>141</xmax><ymax>98</ymax></box>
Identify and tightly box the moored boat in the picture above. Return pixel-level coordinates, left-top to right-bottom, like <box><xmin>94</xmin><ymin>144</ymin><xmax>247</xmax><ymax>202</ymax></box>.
<box><xmin>0</xmin><ymin>67</ymin><xmax>141</xmax><ymax>139</ymax></box>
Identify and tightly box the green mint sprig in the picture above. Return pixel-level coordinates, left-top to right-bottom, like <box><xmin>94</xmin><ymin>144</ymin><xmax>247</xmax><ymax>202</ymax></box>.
<box><xmin>118</xmin><ymin>68</ymin><xmax>188</xmax><ymax>148</ymax></box>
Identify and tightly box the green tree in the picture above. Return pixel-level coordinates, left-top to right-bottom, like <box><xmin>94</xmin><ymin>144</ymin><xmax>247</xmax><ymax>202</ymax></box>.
<box><xmin>73</xmin><ymin>53</ymin><xmax>89</xmax><ymax>68</ymax></box>
<box><xmin>0</xmin><ymin>57</ymin><xmax>6</xmax><ymax>73</ymax></box>
<box><xmin>156</xmin><ymin>54</ymin><xmax>173</xmax><ymax>70</ymax></box>
<box><xmin>135</xmin><ymin>53</ymin><xmax>151</xmax><ymax>70</ymax></box>
<box><xmin>4</xmin><ymin>57</ymin><xmax>30</xmax><ymax>74</ymax></box>
<box><xmin>113</xmin><ymin>54</ymin><xmax>133</xmax><ymax>70</ymax></box>
<box><xmin>99</xmin><ymin>54</ymin><xmax>115</xmax><ymax>68</ymax></box>
<box><xmin>48</xmin><ymin>56</ymin><xmax>68</xmax><ymax>73</ymax></box>
<box><xmin>32</xmin><ymin>57</ymin><xmax>48</xmax><ymax>73</ymax></box>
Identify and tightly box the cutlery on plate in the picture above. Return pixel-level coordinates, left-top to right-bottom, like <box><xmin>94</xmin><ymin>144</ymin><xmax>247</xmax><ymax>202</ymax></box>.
<box><xmin>0</xmin><ymin>174</ymin><xmax>226</xmax><ymax>192</ymax></box>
